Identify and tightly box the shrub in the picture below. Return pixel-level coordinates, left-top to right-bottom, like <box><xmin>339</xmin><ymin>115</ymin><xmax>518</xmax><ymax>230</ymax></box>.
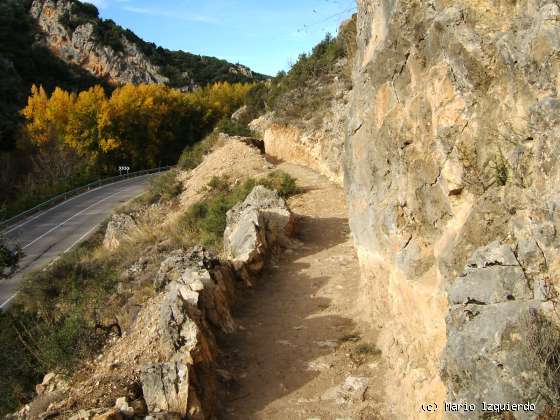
<box><xmin>523</xmin><ymin>311</ymin><xmax>560</xmax><ymax>405</ymax></box>
<box><xmin>215</xmin><ymin>117</ymin><xmax>253</xmax><ymax>137</ymax></box>
<box><xmin>35</xmin><ymin>315</ymin><xmax>100</xmax><ymax>372</ymax></box>
<box><xmin>0</xmin><ymin>239</ymin><xmax>21</xmax><ymax>278</ymax></box>
<box><xmin>70</xmin><ymin>1</ymin><xmax>100</xmax><ymax>19</ymax></box>
<box><xmin>0</xmin><ymin>311</ymin><xmax>43</xmax><ymax>416</ymax></box>
<box><xmin>207</xmin><ymin>175</ymin><xmax>230</xmax><ymax>192</ymax></box>
<box><xmin>244</xmin><ymin>82</ymin><xmax>270</xmax><ymax>121</ymax></box>
<box><xmin>248</xmin><ymin>15</ymin><xmax>356</xmax><ymax>124</ymax></box>
<box><xmin>93</xmin><ymin>19</ymin><xmax>125</xmax><ymax>53</ymax></box>
<box><xmin>0</xmin><ymin>230</ymin><xmax>118</xmax><ymax>416</ymax></box>
<box><xmin>177</xmin><ymin>132</ymin><xmax>219</xmax><ymax>171</ymax></box>
<box><xmin>259</xmin><ymin>170</ymin><xmax>300</xmax><ymax>198</ymax></box>
<box><xmin>173</xmin><ymin>171</ymin><xmax>299</xmax><ymax>250</ymax></box>
<box><xmin>138</xmin><ymin>170</ymin><xmax>183</xmax><ymax>205</ymax></box>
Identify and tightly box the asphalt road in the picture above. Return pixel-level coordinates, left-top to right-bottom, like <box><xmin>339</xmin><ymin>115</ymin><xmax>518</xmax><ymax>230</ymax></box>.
<box><xmin>0</xmin><ymin>175</ymin><xmax>152</xmax><ymax>309</ymax></box>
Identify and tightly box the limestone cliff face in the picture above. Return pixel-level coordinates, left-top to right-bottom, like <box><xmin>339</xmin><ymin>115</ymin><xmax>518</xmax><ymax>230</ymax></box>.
<box><xmin>252</xmin><ymin>74</ymin><xmax>351</xmax><ymax>186</ymax></box>
<box><xmin>30</xmin><ymin>0</ymin><xmax>168</xmax><ymax>85</ymax></box>
<box><xmin>347</xmin><ymin>0</ymin><xmax>560</xmax><ymax>417</ymax></box>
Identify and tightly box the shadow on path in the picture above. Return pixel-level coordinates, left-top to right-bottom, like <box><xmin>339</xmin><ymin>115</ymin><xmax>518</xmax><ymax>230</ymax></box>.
<box><xmin>220</xmin><ymin>214</ymin><xmax>356</xmax><ymax>419</ymax></box>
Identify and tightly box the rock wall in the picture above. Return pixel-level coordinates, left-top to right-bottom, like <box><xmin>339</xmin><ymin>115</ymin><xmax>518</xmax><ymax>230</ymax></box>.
<box><xmin>224</xmin><ymin>185</ymin><xmax>295</xmax><ymax>285</ymax></box>
<box><xmin>30</xmin><ymin>0</ymin><xmax>169</xmax><ymax>84</ymax></box>
<box><xmin>252</xmin><ymin>75</ymin><xmax>351</xmax><ymax>187</ymax></box>
<box><xmin>346</xmin><ymin>0</ymin><xmax>560</xmax><ymax>417</ymax></box>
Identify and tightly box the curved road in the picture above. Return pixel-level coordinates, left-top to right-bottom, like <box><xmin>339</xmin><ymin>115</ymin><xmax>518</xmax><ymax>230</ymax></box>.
<box><xmin>0</xmin><ymin>175</ymin><xmax>152</xmax><ymax>309</ymax></box>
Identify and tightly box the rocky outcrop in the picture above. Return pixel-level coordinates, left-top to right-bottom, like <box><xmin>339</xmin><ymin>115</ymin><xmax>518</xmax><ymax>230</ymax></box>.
<box><xmin>346</xmin><ymin>0</ymin><xmax>560</xmax><ymax>417</ymax></box>
<box><xmin>138</xmin><ymin>186</ymin><xmax>295</xmax><ymax>417</ymax></box>
<box><xmin>154</xmin><ymin>247</ymin><xmax>236</xmax><ymax>333</ymax></box>
<box><xmin>231</xmin><ymin>105</ymin><xmax>248</xmax><ymax>122</ymax></box>
<box><xmin>103</xmin><ymin>213</ymin><xmax>137</xmax><ymax>251</ymax></box>
<box><xmin>442</xmin><ymin>241</ymin><xmax>549</xmax><ymax>417</ymax></box>
<box><xmin>224</xmin><ymin>186</ymin><xmax>295</xmax><ymax>285</ymax></box>
<box><xmin>254</xmin><ymin>72</ymin><xmax>351</xmax><ymax>186</ymax></box>
<box><xmin>30</xmin><ymin>0</ymin><xmax>168</xmax><ymax>85</ymax></box>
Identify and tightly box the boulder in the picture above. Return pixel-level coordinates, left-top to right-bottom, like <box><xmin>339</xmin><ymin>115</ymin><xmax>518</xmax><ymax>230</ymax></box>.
<box><xmin>141</xmin><ymin>363</ymin><xmax>190</xmax><ymax>416</ymax></box>
<box><xmin>140</xmin><ymin>246</ymin><xmax>238</xmax><ymax>418</ymax></box>
<box><xmin>224</xmin><ymin>186</ymin><xmax>295</xmax><ymax>285</ymax></box>
<box><xmin>103</xmin><ymin>214</ymin><xmax>137</xmax><ymax>251</ymax></box>
<box><xmin>154</xmin><ymin>247</ymin><xmax>209</xmax><ymax>290</ymax></box>
<box><xmin>114</xmin><ymin>397</ymin><xmax>134</xmax><ymax>417</ymax></box>
<box><xmin>248</xmin><ymin>112</ymin><xmax>274</xmax><ymax>138</ymax></box>
<box><xmin>155</xmin><ymin>247</ymin><xmax>236</xmax><ymax>333</ymax></box>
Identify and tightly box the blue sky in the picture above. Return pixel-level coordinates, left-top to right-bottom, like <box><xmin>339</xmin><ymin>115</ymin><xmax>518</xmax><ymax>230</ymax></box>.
<box><xmin>89</xmin><ymin>0</ymin><xmax>356</xmax><ymax>76</ymax></box>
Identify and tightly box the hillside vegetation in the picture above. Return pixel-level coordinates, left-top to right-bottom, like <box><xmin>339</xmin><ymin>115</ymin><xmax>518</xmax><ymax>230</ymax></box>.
<box><xmin>241</xmin><ymin>16</ymin><xmax>356</xmax><ymax>127</ymax></box>
<box><xmin>0</xmin><ymin>0</ymin><xmax>103</xmax><ymax>152</ymax></box>
<box><xmin>0</xmin><ymin>0</ymin><xmax>268</xmax><ymax>220</ymax></box>
<box><xmin>1</xmin><ymin>81</ymin><xmax>251</xmax><ymax>220</ymax></box>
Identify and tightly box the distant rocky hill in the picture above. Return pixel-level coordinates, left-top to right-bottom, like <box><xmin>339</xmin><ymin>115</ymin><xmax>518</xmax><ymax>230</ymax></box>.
<box><xmin>30</xmin><ymin>0</ymin><xmax>267</xmax><ymax>88</ymax></box>
<box><xmin>0</xmin><ymin>0</ymin><xmax>266</xmax><ymax>150</ymax></box>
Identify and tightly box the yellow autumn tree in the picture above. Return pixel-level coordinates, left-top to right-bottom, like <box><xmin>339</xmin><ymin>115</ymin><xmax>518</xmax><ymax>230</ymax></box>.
<box><xmin>98</xmin><ymin>84</ymin><xmax>183</xmax><ymax>167</ymax></box>
<box><xmin>21</xmin><ymin>81</ymin><xmax>254</xmax><ymax>175</ymax></box>
<box><xmin>22</xmin><ymin>85</ymin><xmax>76</xmax><ymax>147</ymax></box>
<box><xmin>47</xmin><ymin>87</ymin><xmax>75</xmax><ymax>140</ymax></box>
<box><xmin>65</xmin><ymin>85</ymin><xmax>107</xmax><ymax>161</ymax></box>
<box><xmin>21</xmin><ymin>85</ymin><xmax>83</xmax><ymax>184</ymax></box>
<box><xmin>21</xmin><ymin>85</ymin><xmax>50</xmax><ymax>145</ymax></box>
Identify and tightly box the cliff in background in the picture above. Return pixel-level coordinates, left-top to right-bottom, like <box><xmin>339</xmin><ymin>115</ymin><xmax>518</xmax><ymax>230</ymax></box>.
<box><xmin>0</xmin><ymin>0</ymin><xmax>103</xmax><ymax>151</ymax></box>
<box><xmin>29</xmin><ymin>0</ymin><xmax>267</xmax><ymax>88</ymax></box>
<box><xmin>346</xmin><ymin>0</ymin><xmax>560</xmax><ymax>417</ymax></box>
<box><xmin>30</xmin><ymin>0</ymin><xmax>168</xmax><ymax>85</ymax></box>
<box><xmin>0</xmin><ymin>0</ymin><xmax>266</xmax><ymax>151</ymax></box>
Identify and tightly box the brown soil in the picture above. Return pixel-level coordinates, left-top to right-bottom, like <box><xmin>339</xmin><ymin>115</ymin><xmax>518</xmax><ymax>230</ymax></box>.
<box><xmin>222</xmin><ymin>162</ymin><xmax>390</xmax><ymax>419</ymax></box>
<box><xmin>178</xmin><ymin>138</ymin><xmax>272</xmax><ymax>209</ymax></box>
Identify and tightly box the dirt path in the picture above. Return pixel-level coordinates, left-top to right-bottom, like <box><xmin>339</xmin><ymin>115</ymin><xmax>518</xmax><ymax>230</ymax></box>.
<box><xmin>222</xmin><ymin>163</ymin><xmax>389</xmax><ymax>420</ymax></box>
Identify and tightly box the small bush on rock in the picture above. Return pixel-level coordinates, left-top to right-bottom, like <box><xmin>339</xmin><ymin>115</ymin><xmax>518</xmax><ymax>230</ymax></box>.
<box><xmin>143</xmin><ymin>170</ymin><xmax>183</xmax><ymax>204</ymax></box>
<box><xmin>523</xmin><ymin>310</ymin><xmax>560</xmax><ymax>407</ymax></box>
<box><xmin>173</xmin><ymin>171</ymin><xmax>299</xmax><ymax>250</ymax></box>
<box><xmin>215</xmin><ymin>117</ymin><xmax>253</xmax><ymax>137</ymax></box>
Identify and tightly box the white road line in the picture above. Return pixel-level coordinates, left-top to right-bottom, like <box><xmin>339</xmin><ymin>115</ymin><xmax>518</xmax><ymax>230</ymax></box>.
<box><xmin>3</xmin><ymin>175</ymin><xmax>151</xmax><ymax>235</ymax></box>
<box><xmin>2</xmin><ymin>224</ymin><xmax>100</xmax><ymax>308</ymax></box>
<box><xmin>22</xmin><ymin>191</ymin><xmax>121</xmax><ymax>250</ymax></box>
<box><xmin>64</xmin><ymin>224</ymin><xmax>100</xmax><ymax>253</ymax></box>
<box><xmin>60</xmin><ymin>189</ymin><xmax>145</xmax><ymax>255</ymax></box>
<box><xmin>0</xmin><ymin>293</ymin><xmax>17</xmax><ymax>309</ymax></box>
<box><xmin>46</xmin><ymin>256</ymin><xmax>61</xmax><ymax>269</ymax></box>
<box><xmin>1</xmin><ymin>182</ymin><xmax>150</xmax><ymax>310</ymax></box>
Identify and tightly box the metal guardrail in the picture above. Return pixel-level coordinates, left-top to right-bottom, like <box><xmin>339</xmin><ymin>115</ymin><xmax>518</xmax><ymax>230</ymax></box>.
<box><xmin>0</xmin><ymin>166</ymin><xmax>172</xmax><ymax>232</ymax></box>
